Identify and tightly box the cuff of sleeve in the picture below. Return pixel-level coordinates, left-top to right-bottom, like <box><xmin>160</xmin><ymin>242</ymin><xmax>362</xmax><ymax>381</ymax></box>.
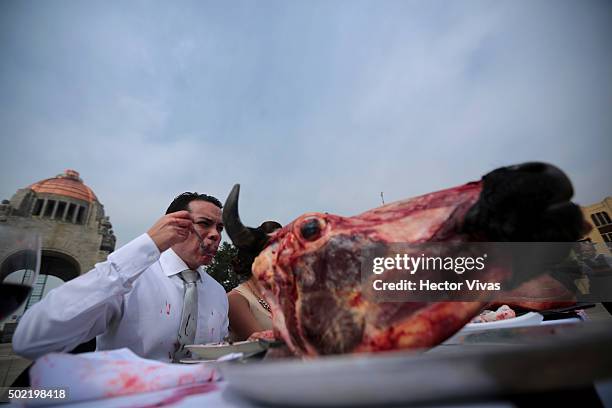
<box><xmin>107</xmin><ymin>233</ymin><xmax>160</xmax><ymax>283</ymax></box>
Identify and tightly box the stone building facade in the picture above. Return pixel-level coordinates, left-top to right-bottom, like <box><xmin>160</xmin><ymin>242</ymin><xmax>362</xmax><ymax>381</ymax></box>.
<box><xmin>0</xmin><ymin>169</ymin><xmax>116</xmax><ymax>282</ymax></box>
<box><xmin>581</xmin><ymin>196</ymin><xmax>612</xmax><ymax>253</ymax></box>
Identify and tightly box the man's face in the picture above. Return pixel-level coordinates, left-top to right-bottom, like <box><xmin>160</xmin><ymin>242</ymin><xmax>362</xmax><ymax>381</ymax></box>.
<box><xmin>173</xmin><ymin>200</ymin><xmax>223</xmax><ymax>269</ymax></box>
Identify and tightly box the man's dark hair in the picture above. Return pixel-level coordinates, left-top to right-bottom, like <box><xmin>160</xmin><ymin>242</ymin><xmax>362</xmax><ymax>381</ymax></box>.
<box><xmin>166</xmin><ymin>192</ymin><xmax>222</xmax><ymax>214</ymax></box>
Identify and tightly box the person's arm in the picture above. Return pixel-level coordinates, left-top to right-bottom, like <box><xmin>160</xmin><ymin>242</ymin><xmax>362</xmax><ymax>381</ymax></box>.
<box><xmin>228</xmin><ymin>291</ymin><xmax>264</xmax><ymax>341</ymax></box>
<box><xmin>13</xmin><ymin>211</ymin><xmax>194</xmax><ymax>359</ymax></box>
<box><xmin>12</xmin><ymin>233</ymin><xmax>159</xmax><ymax>359</ymax></box>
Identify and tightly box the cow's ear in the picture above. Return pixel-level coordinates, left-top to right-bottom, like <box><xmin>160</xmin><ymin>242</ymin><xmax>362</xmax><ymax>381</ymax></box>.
<box><xmin>260</xmin><ymin>221</ymin><xmax>282</xmax><ymax>234</ymax></box>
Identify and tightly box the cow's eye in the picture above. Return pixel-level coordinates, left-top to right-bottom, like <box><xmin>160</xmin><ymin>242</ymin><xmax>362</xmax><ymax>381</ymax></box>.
<box><xmin>300</xmin><ymin>218</ymin><xmax>322</xmax><ymax>241</ymax></box>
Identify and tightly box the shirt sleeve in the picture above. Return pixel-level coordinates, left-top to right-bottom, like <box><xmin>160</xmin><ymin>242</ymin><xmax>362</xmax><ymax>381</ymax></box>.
<box><xmin>12</xmin><ymin>233</ymin><xmax>161</xmax><ymax>360</ymax></box>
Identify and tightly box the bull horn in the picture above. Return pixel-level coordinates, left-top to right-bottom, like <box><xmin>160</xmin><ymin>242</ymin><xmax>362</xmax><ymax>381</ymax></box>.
<box><xmin>223</xmin><ymin>184</ymin><xmax>258</xmax><ymax>248</ymax></box>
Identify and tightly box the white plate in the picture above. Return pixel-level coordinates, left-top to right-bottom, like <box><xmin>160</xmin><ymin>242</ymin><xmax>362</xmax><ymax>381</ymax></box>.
<box><xmin>221</xmin><ymin>322</ymin><xmax>612</xmax><ymax>407</ymax></box>
<box><xmin>186</xmin><ymin>340</ymin><xmax>265</xmax><ymax>360</ymax></box>
<box><xmin>459</xmin><ymin>311</ymin><xmax>544</xmax><ymax>333</ymax></box>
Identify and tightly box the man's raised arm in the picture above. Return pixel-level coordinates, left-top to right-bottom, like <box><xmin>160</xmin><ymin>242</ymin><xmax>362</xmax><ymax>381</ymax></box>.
<box><xmin>12</xmin><ymin>211</ymin><xmax>194</xmax><ymax>359</ymax></box>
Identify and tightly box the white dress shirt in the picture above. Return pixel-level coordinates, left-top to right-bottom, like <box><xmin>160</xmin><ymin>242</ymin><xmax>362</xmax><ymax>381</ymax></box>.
<box><xmin>13</xmin><ymin>233</ymin><xmax>229</xmax><ymax>362</ymax></box>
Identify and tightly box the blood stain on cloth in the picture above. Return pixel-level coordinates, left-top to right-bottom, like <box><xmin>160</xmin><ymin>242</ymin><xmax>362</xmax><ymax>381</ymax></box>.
<box><xmin>42</xmin><ymin>355</ymin><xmax>56</xmax><ymax>368</ymax></box>
<box><xmin>131</xmin><ymin>383</ymin><xmax>218</xmax><ymax>408</ymax></box>
<box><xmin>166</xmin><ymin>302</ymin><xmax>171</xmax><ymax>315</ymax></box>
<box><xmin>177</xmin><ymin>373</ymin><xmax>196</xmax><ymax>385</ymax></box>
<box><xmin>106</xmin><ymin>372</ymin><xmax>150</xmax><ymax>396</ymax></box>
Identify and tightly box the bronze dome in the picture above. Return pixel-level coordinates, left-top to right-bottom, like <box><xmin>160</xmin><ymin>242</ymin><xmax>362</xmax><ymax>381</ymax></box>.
<box><xmin>28</xmin><ymin>170</ymin><xmax>97</xmax><ymax>203</ymax></box>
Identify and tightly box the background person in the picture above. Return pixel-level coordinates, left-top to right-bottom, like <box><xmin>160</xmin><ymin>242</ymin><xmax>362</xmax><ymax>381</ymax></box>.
<box><xmin>227</xmin><ymin>221</ymin><xmax>281</xmax><ymax>341</ymax></box>
<box><xmin>228</xmin><ymin>275</ymin><xmax>273</xmax><ymax>341</ymax></box>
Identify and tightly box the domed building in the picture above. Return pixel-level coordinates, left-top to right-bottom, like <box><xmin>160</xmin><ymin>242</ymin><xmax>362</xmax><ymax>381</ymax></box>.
<box><xmin>0</xmin><ymin>170</ymin><xmax>116</xmax><ymax>370</ymax></box>
<box><xmin>0</xmin><ymin>169</ymin><xmax>116</xmax><ymax>285</ymax></box>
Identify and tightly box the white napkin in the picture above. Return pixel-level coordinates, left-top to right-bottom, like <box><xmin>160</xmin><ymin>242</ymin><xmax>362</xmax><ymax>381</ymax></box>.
<box><xmin>26</xmin><ymin>348</ymin><xmax>220</xmax><ymax>406</ymax></box>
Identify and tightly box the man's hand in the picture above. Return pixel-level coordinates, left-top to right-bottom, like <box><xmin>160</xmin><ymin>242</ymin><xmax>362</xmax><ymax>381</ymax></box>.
<box><xmin>147</xmin><ymin>211</ymin><xmax>193</xmax><ymax>252</ymax></box>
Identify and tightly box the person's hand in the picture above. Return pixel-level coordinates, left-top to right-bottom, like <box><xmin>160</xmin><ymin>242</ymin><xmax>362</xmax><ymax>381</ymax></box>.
<box><xmin>147</xmin><ymin>211</ymin><xmax>193</xmax><ymax>252</ymax></box>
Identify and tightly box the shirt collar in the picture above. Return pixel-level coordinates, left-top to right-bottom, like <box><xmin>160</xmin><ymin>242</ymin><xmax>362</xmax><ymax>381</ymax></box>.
<box><xmin>159</xmin><ymin>248</ymin><xmax>204</xmax><ymax>279</ymax></box>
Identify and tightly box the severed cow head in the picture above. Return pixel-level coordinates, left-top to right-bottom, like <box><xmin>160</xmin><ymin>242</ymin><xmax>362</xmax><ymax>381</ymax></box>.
<box><xmin>223</xmin><ymin>163</ymin><xmax>587</xmax><ymax>357</ymax></box>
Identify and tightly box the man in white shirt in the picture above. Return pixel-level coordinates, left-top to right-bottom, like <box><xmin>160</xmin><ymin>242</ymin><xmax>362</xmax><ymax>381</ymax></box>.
<box><xmin>13</xmin><ymin>192</ymin><xmax>229</xmax><ymax>362</ymax></box>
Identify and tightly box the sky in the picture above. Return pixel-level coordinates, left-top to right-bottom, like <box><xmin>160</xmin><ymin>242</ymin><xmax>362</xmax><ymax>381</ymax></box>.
<box><xmin>1</xmin><ymin>0</ymin><xmax>611</xmax><ymax>247</ymax></box>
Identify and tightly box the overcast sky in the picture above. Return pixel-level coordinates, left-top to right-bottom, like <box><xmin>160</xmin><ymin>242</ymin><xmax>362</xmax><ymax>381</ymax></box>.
<box><xmin>1</xmin><ymin>0</ymin><xmax>611</xmax><ymax>247</ymax></box>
